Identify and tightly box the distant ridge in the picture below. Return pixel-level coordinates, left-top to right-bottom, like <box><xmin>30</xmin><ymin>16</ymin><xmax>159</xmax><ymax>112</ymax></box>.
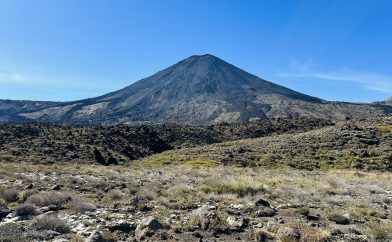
<box><xmin>0</xmin><ymin>54</ymin><xmax>390</xmax><ymax>125</ymax></box>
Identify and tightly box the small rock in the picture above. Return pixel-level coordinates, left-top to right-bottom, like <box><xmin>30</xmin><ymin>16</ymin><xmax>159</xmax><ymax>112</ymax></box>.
<box><xmin>24</xmin><ymin>183</ymin><xmax>34</xmax><ymax>190</ymax></box>
<box><xmin>52</xmin><ymin>239</ymin><xmax>69</xmax><ymax>242</ymax></box>
<box><xmin>38</xmin><ymin>205</ymin><xmax>59</xmax><ymax>213</ymax></box>
<box><xmin>267</xmin><ymin>221</ymin><xmax>276</xmax><ymax>229</ymax></box>
<box><xmin>255</xmin><ymin>208</ymin><xmax>277</xmax><ymax>217</ymax></box>
<box><xmin>3</xmin><ymin>216</ymin><xmax>21</xmax><ymax>223</ymax></box>
<box><xmin>253</xmin><ymin>228</ymin><xmax>275</xmax><ymax>241</ymax></box>
<box><xmin>0</xmin><ymin>207</ymin><xmax>11</xmax><ymax>220</ymax></box>
<box><xmin>51</xmin><ymin>184</ymin><xmax>61</xmax><ymax>191</ymax></box>
<box><xmin>330</xmin><ymin>228</ymin><xmax>342</xmax><ymax>235</ymax></box>
<box><xmin>45</xmin><ymin>230</ymin><xmax>61</xmax><ymax>239</ymax></box>
<box><xmin>328</xmin><ymin>213</ymin><xmax>351</xmax><ymax>225</ymax></box>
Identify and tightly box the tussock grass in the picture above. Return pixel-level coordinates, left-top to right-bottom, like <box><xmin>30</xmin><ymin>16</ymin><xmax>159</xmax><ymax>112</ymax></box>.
<box><xmin>378</xmin><ymin>125</ymin><xmax>392</xmax><ymax>134</ymax></box>
<box><xmin>202</xmin><ymin>177</ymin><xmax>266</xmax><ymax>197</ymax></box>
<box><xmin>183</xmin><ymin>159</ymin><xmax>218</xmax><ymax>167</ymax></box>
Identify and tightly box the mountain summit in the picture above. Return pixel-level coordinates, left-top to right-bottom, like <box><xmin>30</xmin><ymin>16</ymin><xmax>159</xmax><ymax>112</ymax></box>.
<box><xmin>0</xmin><ymin>55</ymin><xmax>390</xmax><ymax>125</ymax></box>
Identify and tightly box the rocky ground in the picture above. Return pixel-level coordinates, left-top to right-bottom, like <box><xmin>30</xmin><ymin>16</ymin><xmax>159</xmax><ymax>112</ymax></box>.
<box><xmin>0</xmin><ymin>116</ymin><xmax>391</xmax><ymax>241</ymax></box>
<box><xmin>1</xmin><ymin>163</ymin><xmax>392</xmax><ymax>241</ymax></box>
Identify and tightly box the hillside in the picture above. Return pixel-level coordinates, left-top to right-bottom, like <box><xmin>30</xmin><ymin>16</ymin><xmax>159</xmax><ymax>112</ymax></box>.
<box><xmin>0</xmin><ymin>117</ymin><xmax>331</xmax><ymax>165</ymax></box>
<box><xmin>145</xmin><ymin>116</ymin><xmax>392</xmax><ymax>171</ymax></box>
<box><xmin>0</xmin><ymin>55</ymin><xmax>390</xmax><ymax>125</ymax></box>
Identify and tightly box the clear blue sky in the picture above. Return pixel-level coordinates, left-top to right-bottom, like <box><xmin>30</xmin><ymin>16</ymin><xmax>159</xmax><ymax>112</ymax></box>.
<box><xmin>0</xmin><ymin>0</ymin><xmax>391</xmax><ymax>102</ymax></box>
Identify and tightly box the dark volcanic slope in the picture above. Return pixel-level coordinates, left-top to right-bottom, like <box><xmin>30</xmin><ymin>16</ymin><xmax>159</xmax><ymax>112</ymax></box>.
<box><xmin>0</xmin><ymin>55</ymin><xmax>390</xmax><ymax>125</ymax></box>
<box><xmin>0</xmin><ymin>117</ymin><xmax>332</xmax><ymax>165</ymax></box>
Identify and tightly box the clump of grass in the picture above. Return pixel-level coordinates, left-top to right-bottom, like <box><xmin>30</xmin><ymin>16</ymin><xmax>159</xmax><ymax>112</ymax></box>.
<box><xmin>26</xmin><ymin>191</ymin><xmax>72</xmax><ymax>207</ymax></box>
<box><xmin>68</xmin><ymin>200</ymin><xmax>97</xmax><ymax>214</ymax></box>
<box><xmin>183</xmin><ymin>159</ymin><xmax>218</xmax><ymax>167</ymax></box>
<box><xmin>378</xmin><ymin>125</ymin><xmax>392</xmax><ymax>134</ymax></box>
<box><xmin>0</xmin><ymin>188</ymin><xmax>19</xmax><ymax>203</ymax></box>
<box><xmin>202</xmin><ymin>178</ymin><xmax>265</xmax><ymax>197</ymax></box>
<box><xmin>137</xmin><ymin>203</ymin><xmax>150</xmax><ymax>212</ymax></box>
<box><xmin>30</xmin><ymin>215</ymin><xmax>70</xmax><ymax>233</ymax></box>
<box><xmin>298</xmin><ymin>207</ymin><xmax>310</xmax><ymax>216</ymax></box>
<box><xmin>370</xmin><ymin>222</ymin><xmax>392</xmax><ymax>240</ymax></box>
<box><xmin>0</xmin><ymin>198</ymin><xmax>6</xmax><ymax>207</ymax></box>
<box><xmin>144</xmin><ymin>156</ymin><xmax>173</xmax><ymax>167</ymax></box>
<box><xmin>107</xmin><ymin>190</ymin><xmax>124</xmax><ymax>201</ymax></box>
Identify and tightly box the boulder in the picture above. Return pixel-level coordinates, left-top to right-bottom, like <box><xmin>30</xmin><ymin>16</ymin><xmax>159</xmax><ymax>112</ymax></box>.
<box><xmin>85</xmin><ymin>230</ymin><xmax>108</xmax><ymax>242</ymax></box>
<box><xmin>255</xmin><ymin>198</ymin><xmax>271</xmax><ymax>207</ymax></box>
<box><xmin>276</xmin><ymin>226</ymin><xmax>300</xmax><ymax>241</ymax></box>
<box><xmin>135</xmin><ymin>217</ymin><xmax>162</xmax><ymax>241</ymax></box>
<box><xmin>191</xmin><ymin>205</ymin><xmax>217</xmax><ymax>230</ymax></box>
<box><xmin>108</xmin><ymin>220</ymin><xmax>136</xmax><ymax>233</ymax></box>
<box><xmin>226</xmin><ymin>216</ymin><xmax>249</xmax><ymax>228</ymax></box>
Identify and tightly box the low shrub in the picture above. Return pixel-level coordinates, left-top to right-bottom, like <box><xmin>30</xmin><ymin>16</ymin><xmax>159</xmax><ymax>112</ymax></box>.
<box><xmin>107</xmin><ymin>190</ymin><xmax>124</xmax><ymax>201</ymax></box>
<box><xmin>68</xmin><ymin>200</ymin><xmax>97</xmax><ymax>214</ymax></box>
<box><xmin>15</xmin><ymin>203</ymin><xmax>37</xmax><ymax>217</ymax></box>
<box><xmin>26</xmin><ymin>191</ymin><xmax>72</xmax><ymax>207</ymax></box>
<box><xmin>31</xmin><ymin>215</ymin><xmax>70</xmax><ymax>233</ymax></box>
<box><xmin>0</xmin><ymin>188</ymin><xmax>19</xmax><ymax>203</ymax></box>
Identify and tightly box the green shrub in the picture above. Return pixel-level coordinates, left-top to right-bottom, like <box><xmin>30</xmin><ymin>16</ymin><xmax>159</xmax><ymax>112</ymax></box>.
<box><xmin>298</xmin><ymin>207</ymin><xmax>310</xmax><ymax>216</ymax></box>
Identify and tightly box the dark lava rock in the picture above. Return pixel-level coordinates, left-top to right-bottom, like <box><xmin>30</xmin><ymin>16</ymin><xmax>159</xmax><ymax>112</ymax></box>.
<box><xmin>0</xmin><ymin>207</ymin><xmax>11</xmax><ymax>220</ymax></box>
<box><xmin>328</xmin><ymin>214</ymin><xmax>351</xmax><ymax>225</ymax></box>
<box><xmin>50</xmin><ymin>184</ymin><xmax>61</xmax><ymax>191</ymax></box>
<box><xmin>255</xmin><ymin>198</ymin><xmax>271</xmax><ymax>207</ymax></box>
<box><xmin>108</xmin><ymin>221</ymin><xmax>136</xmax><ymax>233</ymax></box>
